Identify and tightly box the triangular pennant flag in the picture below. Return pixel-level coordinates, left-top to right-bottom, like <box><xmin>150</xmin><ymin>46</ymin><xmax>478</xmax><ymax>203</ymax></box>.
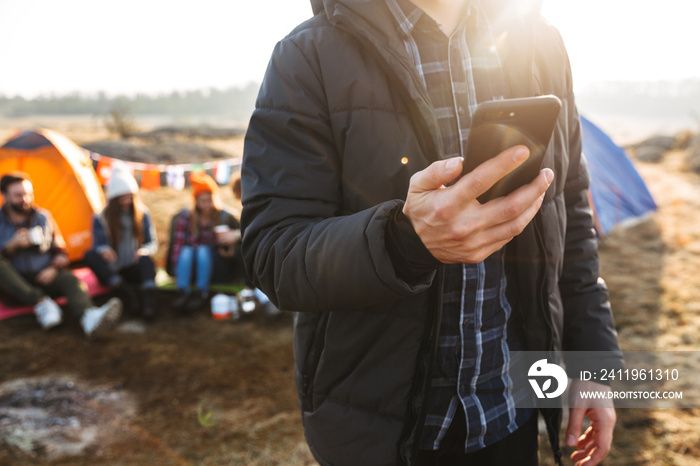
<box><xmin>215</xmin><ymin>161</ymin><xmax>231</xmax><ymax>185</ymax></box>
<box><xmin>141</xmin><ymin>166</ymin><xmax>161</xmax><ymax>191</ymax></box>
<box><xmin>112</xmin><ymin>160</ymin><xmax>135</xmax><ymax>177</ymax></box>
<box><xmin>96</xmin><ymin>156</ymin><xmax>114</xmax><ymax>186</ymax></box>
<box><xmin>166</xmin><ymin>166</ymin><xmax>185</xmax><ymax>191</ymax></box>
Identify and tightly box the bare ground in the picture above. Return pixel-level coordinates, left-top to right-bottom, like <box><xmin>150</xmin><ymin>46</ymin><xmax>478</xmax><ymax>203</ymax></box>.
<box><xmin>2</xmin><ymin>118</ymin><xmax>700</xmax><ymax>465</ymax></box>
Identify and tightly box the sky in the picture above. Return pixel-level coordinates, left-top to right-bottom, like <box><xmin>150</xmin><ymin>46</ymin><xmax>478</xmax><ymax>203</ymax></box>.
<box><xmin>1</xmin><ymin>0</ymin><xmax>699</xmax><ymax>98</ymax></box>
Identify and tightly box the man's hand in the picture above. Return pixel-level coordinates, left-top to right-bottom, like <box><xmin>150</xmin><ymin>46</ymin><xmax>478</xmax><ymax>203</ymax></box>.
<box><xmin>216</xmin><ymin>229</ymin><xmax>242</xmax><ymax>246</ymax></box>
<box><xmin>566</xmin><ymin>379</ymin><xmax>616</xmax><ymax>466</ymax></box>
<box><xmin>52</xmin><ymin>254</ymin><xmax>69</xmax><ymax>269</ymax></box>
<box><xmin>100</xmin><ymin>247</ymin><xmax>118</xmax><ymax>262</ymax></box>
<box><xmin>217</xmin><ymin>245</ymin><xmax>235</xmax><ymax>258</ymax></box>
<box><xmin>6</xmin><ymin>228</ymin><xmax>32</xmax><ymax>252</ymax></box>
<box><xmin>35</xmin><ymin>266</ymin><xmax>59</xmax><ymax>286</ymax></box>
<box><xmin>402</xmin><ymin>146</ymin><xmax>554</xmax><ymax>264</ymax></box>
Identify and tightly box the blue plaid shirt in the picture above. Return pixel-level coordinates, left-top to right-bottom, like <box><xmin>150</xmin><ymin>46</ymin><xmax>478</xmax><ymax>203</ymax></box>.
<box><xmin>386</xmin><ymin>0</ymin><xmax>532</xmax><ymax>452</ymax></box>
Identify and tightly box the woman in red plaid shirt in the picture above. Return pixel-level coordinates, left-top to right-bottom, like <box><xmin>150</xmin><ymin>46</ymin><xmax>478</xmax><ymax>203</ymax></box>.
<box><xmin>167</xmin><ymin>171</ymin><xmax>240</xmax><ymax>314</ymax></box>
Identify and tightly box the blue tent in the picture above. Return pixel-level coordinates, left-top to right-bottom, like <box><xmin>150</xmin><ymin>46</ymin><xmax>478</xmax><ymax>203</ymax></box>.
<box><xmin>581</xmin><ymin>116</ymin><xmax>657</xmax><ymax>235</ymax></box>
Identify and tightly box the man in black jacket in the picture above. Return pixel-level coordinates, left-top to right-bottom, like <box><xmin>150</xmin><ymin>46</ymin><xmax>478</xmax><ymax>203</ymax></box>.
<box><xmin>241</xmin><ymin>0</ymin><xmax>622</xmax><ymax>464</ymax></box>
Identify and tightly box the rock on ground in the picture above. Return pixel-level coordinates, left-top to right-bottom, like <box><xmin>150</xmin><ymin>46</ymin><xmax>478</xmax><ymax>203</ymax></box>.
<box><xmin>0</xmin><ymin>377</ymin><xmax>136</xmax><ymax>461</ymax></box>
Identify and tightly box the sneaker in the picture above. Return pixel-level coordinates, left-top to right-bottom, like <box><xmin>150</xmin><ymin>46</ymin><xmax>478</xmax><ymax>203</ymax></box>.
<box><xmin>262</xmin><ymin>301</ymin><xmax>282</xmax><ymax>318</ymax></box>
<box><xmin>141</xmin><ymin>288</ymin><xmax>158</xmax><ymax>322</ymax></box>
<box><xmin>34</xmin><ymin>297</ymin><xmax>63</xmax><ymax>329</ymax></box>
<box><xmin>253</xmin><ymin>288</ymin><xmax>271</xmax><ymax>305</ymax></box>
<box><xmin>81</xmin><ymin>297</ymin><xmax>123</xmax><ymax>338</ymax></box>
<box><xmin>237</xmin><ymin>288</ymin><xmax>256</xmax><ymax>314</ymax></box>
<box><xmin>171</xmin><ymin>290</ymin><xmax>190</xmax><ymax>315</ymax></box>
<box><xmin>185</xmin><ymin>290</ymin><xmax>210</xmax><ymax>314</ymax></box>
<box><xmin>115</xmin><ymin>282</ymin><xmax>141</xmax><ymax>316</ymax></box>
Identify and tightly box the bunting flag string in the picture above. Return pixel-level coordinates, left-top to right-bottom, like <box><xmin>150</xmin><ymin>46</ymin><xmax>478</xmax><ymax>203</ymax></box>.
<box><xmin>165</xmin><ymin>166</ymin><xmax>186</xmax><ymax>191</ymax></box>
<box><xmin>140</xmin><ymin>166</ymin><xmax>161</xmax><ymax>191</ymax></box>
<box><xmin>215</xmin><ymin>161</ymin><xmax>231</xmax><ymax>185</ymax></box>
<box><xmin>86</xmin><ymin>151</ymin><xmax>242</xmax><ymax>190</ymax></box>
<box><xmin>95</xmin><ymin>156</ymin><xmax>114</xmax><ymax>186</ymax></box>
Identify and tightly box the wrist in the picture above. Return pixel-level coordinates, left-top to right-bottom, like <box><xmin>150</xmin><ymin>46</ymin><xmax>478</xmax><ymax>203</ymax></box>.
<box><xmin>51</xmin><ymin>255</ymin><xmax>66</xmax><ymax>268</ymax></box>
<box><xmin>5</xmin><ymin>239</ymin><xmax>18</xmax><ymax>254</ymax></box>
<box><xmin>386</xmin><ymin>202</ymin><xmax>441</xmax><ymax>281</ymax></box>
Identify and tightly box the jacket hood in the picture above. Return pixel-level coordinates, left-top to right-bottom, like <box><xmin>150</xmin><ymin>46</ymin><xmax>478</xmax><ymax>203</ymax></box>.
<box><xmin>309</xmin><ymin>0</ymin><xmax>544</xmax><ymax>99</ymax></box>
<box><xmin>310</xmin><ymin>0</ymin><xmax>544</xmax><ymax>22</ymax></box>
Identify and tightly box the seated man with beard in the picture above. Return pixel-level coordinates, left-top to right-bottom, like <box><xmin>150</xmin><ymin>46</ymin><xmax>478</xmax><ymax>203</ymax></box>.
<box><xmin>0</xmin><ymin>172</ymin><xmax>122</xmax><ymax>337</ymax></box>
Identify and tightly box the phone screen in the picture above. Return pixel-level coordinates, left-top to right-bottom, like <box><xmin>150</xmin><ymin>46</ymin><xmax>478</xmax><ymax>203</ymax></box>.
<box><xmin>462</xmin><ymin>95</ymin><xmax>562</xmax><ymax>202</ymax></box>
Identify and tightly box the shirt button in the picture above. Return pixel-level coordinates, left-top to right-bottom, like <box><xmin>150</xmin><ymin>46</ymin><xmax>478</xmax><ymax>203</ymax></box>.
<box><xmin>459</xmin><ymin>385</ymin><xmax>466</xmax><ymax>394</ymax></box>
<box><xmin>458</xmin><ymin>106</ymin><xmax>465</xmax><ymax>116</ymax></box>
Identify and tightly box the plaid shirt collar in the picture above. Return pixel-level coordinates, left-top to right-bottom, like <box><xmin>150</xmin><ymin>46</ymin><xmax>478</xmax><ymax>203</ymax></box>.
<box><xmin>387</xmin><ymin>0</ymin><xmax>481</xmax><ymax>37</ymax></box>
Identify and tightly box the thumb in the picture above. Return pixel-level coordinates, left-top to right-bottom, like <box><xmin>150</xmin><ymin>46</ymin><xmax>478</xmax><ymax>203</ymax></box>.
<box><xmin>565</xmin><ymin>407</ymin><xmax>586</xmax><ymax>447</ymax></box>
<box><xmin>409</xmin><ymin>157</ymin><xmax>463</xmax><ymax>193</ymax></box>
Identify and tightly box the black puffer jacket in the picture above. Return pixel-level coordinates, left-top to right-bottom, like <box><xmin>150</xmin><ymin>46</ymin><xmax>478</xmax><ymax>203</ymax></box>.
<box><xmin>241</xmin><ymin>0</ymin><xmax>622</xmax><ymax>464</ymax></box>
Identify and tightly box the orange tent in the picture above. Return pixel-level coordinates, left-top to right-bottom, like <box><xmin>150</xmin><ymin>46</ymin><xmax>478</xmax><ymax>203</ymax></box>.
<box><xmin>0</xmin><ymin>129</ymin><xmax>105</xmax><ymax>262</ymax></box>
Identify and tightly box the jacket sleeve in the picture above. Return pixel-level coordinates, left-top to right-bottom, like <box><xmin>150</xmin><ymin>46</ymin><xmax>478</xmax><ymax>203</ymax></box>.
<box><xmin>91</xmin><ymin>213</ymin><xmax>111</xmax><ymax>253</ymax></box>
<box><xmin>221</xmin><ymin>208</ymin><xmax>241</xmax><ymax>230</ymax></box>
<box><xmin>45</xmin><ymin>212</ymin><xmax>67</xmax><ymax>258</ymax></box>
<box><xmin>555</xmin><ymin>49</ymin><xmax>622</xmax><ymax>362</ymax></box>
<box><xmin>141</xmin><ymin>211</ymin><xmax>158</xmax><ymax>256</ymax></box>
<box><xmin>241</xmin><ymin>36</ymin><xmax>435</xmax><ymax>313</ymax></box>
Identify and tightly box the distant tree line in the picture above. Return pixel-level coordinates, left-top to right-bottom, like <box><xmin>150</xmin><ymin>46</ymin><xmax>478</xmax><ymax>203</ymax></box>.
<box><xmin>577</xmin><ymin>79</ymin><xmax>700</xmax><ymax>122</ymax></box>
<box><xmin>4</xmin><ymin>79</ymin><xmax>700</xmax><ymax>125</ymax></box>
<box><xmin>0</xmin><ymin>84</ymin><xmax>260</xmax><ymax>120</ymax></box>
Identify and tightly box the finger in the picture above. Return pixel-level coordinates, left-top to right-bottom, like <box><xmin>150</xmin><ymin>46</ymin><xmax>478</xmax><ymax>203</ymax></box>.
<box><xmin>570</xmin><ymin>432</ymin><xmax>596</xmax><ymax>462</ymax></box>
<box><xmin>484</xmin><ymin>168</ymin><xmax>553</xmax><ymax>224</ymax></box>
<box><xmin>575</xmin><ymin>443</ymin><xmax>609</xmax><ymax>466</ymax></box>
<box><xmin>443</xmin><ymin>166</ymin><xmax>549</xmax><ymax>245</ymax></box>
<box><xmin>565</xmin><ymin>408</ymin><xmax>586</xmax><ymax>447</ymax></box>
<box><xmin>457</xmin><ymin>145</ymin><xmax>529</xmax><ymax>201</ymax></box>
<box><xmin>477</xmin><ymin>190</ymin><xmax>545</xmax><ymax>245</ymax></box>
<box><xmin>572</xmin><ymin>450</ymin><xmax>594</xmax><ymax>465</ymax></box>
<box><xmin>571</xmin><ymin>448</ymin><xmax>594</xmax><ymax>464</ymax></box>
<box><xmin>583</xmin><ymin>444</ymin><xmax>610</xmax><ymax>466</ymax></box>
<box><xmin>576</xmin><ymin>425</ymin><xmax>595</xmax><ymax>449</ymax></box>
<box><xmin>444</xmin><ymin>189</ymin><xmax>545</xmax><ymax>262</ymax></box>
<box><xmin>585</xmin><ymin>414</ymin><xmax>614</xmax><ymax>465</ymax></box>
<box><xmin>464</xmin><ymin>188</ymin><xmax>545</xmax><ymax>252</ymax></box>
<box><xmin>409</xmin><ymin>157</ymin><xmax>463</xmax><ymax>193</ymax></box>
<box><xmin>452</xmin><ymin>237</ymin><xmax>512</xmax><ymax>264</ymax></box>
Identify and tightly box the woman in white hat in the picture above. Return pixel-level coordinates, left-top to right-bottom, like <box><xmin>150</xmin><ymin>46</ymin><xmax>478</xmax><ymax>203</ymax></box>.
<box><xmin>84</xmin><ymin>164</ymin><xmax>159</xmax><ymax>320</ymax></box>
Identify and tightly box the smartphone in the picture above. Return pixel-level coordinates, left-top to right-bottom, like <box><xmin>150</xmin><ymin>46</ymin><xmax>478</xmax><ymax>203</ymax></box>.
<box><xmin>462</xmin><ymin>95</ymin><xmax>562</xmax><ymax>202</ymax></box>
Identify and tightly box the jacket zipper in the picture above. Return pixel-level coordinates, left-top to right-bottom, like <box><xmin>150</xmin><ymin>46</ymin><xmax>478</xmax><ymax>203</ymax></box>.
<box><xmin>398</xmin><ymin>268</ymin><xmax>443</xmax><ymax>465</ymax></box>
<box><xmin>534</xmin><ymin>216</ymin><xmax>554</xmax><ymax>351</ymax></box>
<box><xmin>534</xmin><ymin>213</ymin><xmax>564</xmax><ymax>466</ymax></box>
<box><xmin>301</xmin><ymin>313</ymin><xmax>330</xmax><ymax>412</ymax></box>
<box><xmin>329</xmin><ymin>18</ymin><xmax>449</xmax><ymax>462</ymax></box>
